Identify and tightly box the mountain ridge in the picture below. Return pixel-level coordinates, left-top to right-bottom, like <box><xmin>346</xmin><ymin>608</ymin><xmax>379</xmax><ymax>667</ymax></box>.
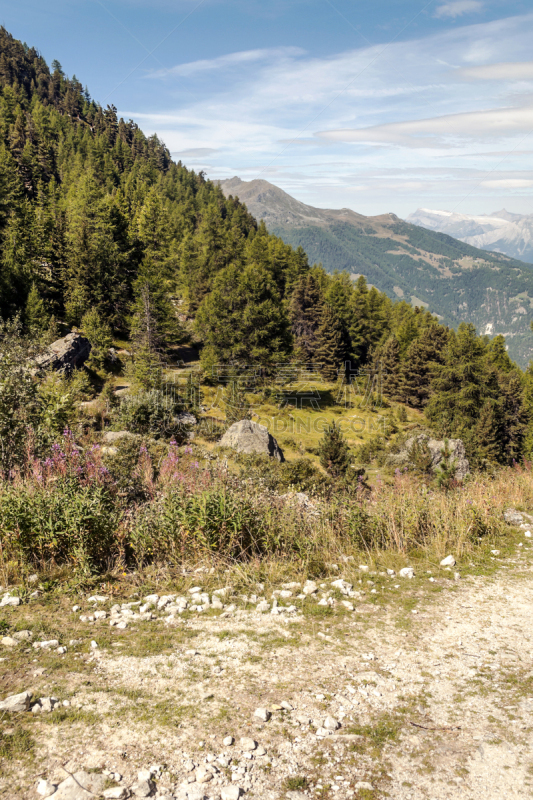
<box><xmin>217</xmin><ymin>177</ymin><xmax>533</xmax><ymax>366</ymax></box>
<box><xmin>407</xmin><ymin>207</ymin><xmax>533</xmax><ymax>264</ymax></box>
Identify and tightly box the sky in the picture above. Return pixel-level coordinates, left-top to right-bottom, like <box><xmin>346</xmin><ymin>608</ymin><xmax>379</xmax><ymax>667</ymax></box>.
<box><xmin>4</xmin><ymin>0</ymin><xmax>533</xmax><ymax>217</ymax></box>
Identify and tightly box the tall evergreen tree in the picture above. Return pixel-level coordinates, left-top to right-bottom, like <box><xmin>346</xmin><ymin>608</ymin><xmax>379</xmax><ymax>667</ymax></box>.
<box><xmin>315</xmin><ymin>303</ymin><xmax>348</xmax><ymax>382</ymax></box>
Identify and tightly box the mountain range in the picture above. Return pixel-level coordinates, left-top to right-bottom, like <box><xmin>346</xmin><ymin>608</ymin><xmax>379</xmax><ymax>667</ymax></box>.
<box><xmin>217</xmin><ymin>177</ymin><xmax>533</xmax><ymax>366</ymax></box>
<box><xmin>406</xmin><ymin>208</ymin><xmax>533</xmax><ymax>265</ymax></box>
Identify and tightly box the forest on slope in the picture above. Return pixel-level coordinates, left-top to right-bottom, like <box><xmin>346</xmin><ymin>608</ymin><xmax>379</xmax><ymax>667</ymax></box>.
<box><xmin>218</xmin><ymin>177</ymin><xmax>533</xmax><ymax>367</ymax></box>
<box><xmin>0</xmin><ymin>26</ymin><xmax>533</xmax><ymax>469</ymax></box>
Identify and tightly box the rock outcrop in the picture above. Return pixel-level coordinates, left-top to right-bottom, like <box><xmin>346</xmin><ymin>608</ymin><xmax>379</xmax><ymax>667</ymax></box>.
<box><xmin>35</xmin><ymin>332</ymin><xmax>91</xmax><ymax>373</ymax></box>
<box><xmin>390</xmin><ymin>434</ymin><xmax>470</xmax><ymax>480</ymax></box>
<box><xmin>219</xmin><ymin>420</ymin><xmax>284</xmax><ymax>462</ymax></box>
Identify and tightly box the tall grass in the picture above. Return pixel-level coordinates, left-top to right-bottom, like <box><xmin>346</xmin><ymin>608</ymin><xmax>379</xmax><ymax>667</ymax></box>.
<box><xmin>1</xmin><ymin>431</ymin><xmax>531</xmax><ymax>580</ymax></box>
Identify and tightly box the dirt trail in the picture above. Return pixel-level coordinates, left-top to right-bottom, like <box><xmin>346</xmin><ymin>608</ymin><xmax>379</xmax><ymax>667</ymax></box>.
<box><xmin>2</xmin><ymin>554</ymin><xmax>533</xmax><ymax>800</ymax></box>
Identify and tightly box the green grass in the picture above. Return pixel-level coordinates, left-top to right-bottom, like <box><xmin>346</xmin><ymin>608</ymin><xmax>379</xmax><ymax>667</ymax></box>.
<box><xmin>0</xmin><ymin>727</ymin><xmax>34</xmax><ymax>762</ymax></box>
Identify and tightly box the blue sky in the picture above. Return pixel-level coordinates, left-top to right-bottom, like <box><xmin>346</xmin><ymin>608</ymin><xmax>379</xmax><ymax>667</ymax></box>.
<box><xmin>5</xmin><ymin>0</ymin><xmax>533</xmax><ymax>216</ymax></box>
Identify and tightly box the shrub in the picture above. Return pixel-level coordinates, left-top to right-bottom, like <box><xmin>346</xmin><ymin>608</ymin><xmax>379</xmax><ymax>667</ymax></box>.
<box><xmin>112</xmin><ymin>388</ymin><xmax>190</xmax><ymax>440</ymax></box>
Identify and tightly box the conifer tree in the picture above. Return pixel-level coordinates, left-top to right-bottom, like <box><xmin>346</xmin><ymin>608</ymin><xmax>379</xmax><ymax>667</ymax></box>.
<box><xmin>315</xmin><ymin>303</ymin><xmax>347</xmax><ymax>382</ymax></box>
<box><xmin>24</xmin><ymin>282</ymin><xmax>48</xmax><ymax>335</ymax></box>
<box><xmin>318</xmin><ymin>421</ymin><xmax>351</xmax><ymax>479</ymax></box>
<box><xmin>81</xmin><ymin>308</ymin><xmax>112</xmax><ymax>369</ymax></box>
<box><xmin>289</xmin><ymin>273</ymin><xmax>324</xmax><ymax>364</ymax></box>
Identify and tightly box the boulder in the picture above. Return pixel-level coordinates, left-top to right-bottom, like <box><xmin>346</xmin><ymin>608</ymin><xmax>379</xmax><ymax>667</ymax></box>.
<box><xmin>0</xmin><ymin>690</ymin><xmax>32</xmax><ymax>712</ymax></box>
<box><xmin>218</xmin><ymin>419</ymin><xmax>284</xmax><ymax>461</ymax></box>
<box><xmin>390</xmin><ymin>434</ymin><xmax>469</xmax><ymax>480</ymax></box>
<box><xmin>35</xmin><ymin>332</ymin><xmax>91</xmax><ymax>374</ymax></box>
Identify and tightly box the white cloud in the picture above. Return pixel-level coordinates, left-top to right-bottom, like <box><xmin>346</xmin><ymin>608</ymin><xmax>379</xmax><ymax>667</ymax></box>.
<box><xmin>149</xmin><ymin>47</ymin><xmax>305</xmax><ymax>78</ymax></box>
<box><xmin>317</xmin><ymin>106</ymin><xmax>533</xmax><ymax>148</ymax></box>
<box><xmin>120</xmin><ymin>12</ymin><xmax>533</xmax><ymax>215</ymax></box>
<box><xmin>481</xmin><ymin>179</ymin><xmax>533</xmax><ymax>188</ymax></box>
<box><xmin>434</xmin><ymin>1</ymin><xmax>484</xmax><ymax>19</ymax></box>
<box><xmin>458</xmin><ymin>61</ymin><xmax>533</xmax><ymax>80</ymax></box>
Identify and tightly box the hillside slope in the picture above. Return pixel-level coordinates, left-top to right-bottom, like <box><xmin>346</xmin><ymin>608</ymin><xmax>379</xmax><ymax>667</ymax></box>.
<box><xmin>407</xmin><ymin>207</ymin><xmax>533</xmax><ymax>264</ymax></box>
<box><xmin>218</xmin><ymin>177</ymin><xmax>533</xmax><ymax>365</ymax></box>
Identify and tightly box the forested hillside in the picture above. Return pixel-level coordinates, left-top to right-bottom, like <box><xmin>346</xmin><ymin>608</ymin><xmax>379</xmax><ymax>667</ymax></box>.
<box><xmin>218</xmin><ymin>177</ymin><xmax>533</xmax><ymax>367</ymax></box>
<box><xmin>0</xmin><ymin>26</ymin><xmax>533</xmax><ymax>468</ymax></box>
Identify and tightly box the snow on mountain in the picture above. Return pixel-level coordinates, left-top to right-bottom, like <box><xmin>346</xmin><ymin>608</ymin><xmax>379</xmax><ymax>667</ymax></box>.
<box><xmin>406</xmin><ymin>208</ymin><xmax>533</xmax><ymax>264</ymax></box>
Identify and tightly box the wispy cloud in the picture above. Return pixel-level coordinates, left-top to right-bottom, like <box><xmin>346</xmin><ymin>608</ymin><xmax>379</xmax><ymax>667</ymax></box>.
<box><xmin>458</xmin><ymin>60</ymin><xmax>533</xmax><ymax>80</ymax></box>
<box><xmin>434</xmin><ymin>1</ymin><xmax>484</xmax><ymax>19</ymax></box>
<box><xmin>148</xmin><ymin>47</ymin><xmax>305</xmax><ymax>78</ymax></box>
<box><xmin>120</xmin><ymin>12</ymin><xmax>533</xmax><ymax>215</ymax></box>
<box><xmin>317</xmin><ymin>105</ymin><xmax>533</xmax><ymax>148</ymax></box>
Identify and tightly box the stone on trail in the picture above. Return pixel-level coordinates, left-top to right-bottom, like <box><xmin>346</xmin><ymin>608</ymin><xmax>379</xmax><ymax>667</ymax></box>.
<box><xmin>0</xmin><ymin>593</ymin><xmax>21</xmax><ymax>607</ymax></box>
<box><xmin>240</xmin><ymin>736</ymin><xmax>257</xmax><ymax>751</ymax></box>
<box><xmin>52</xmin><ymin>771</ymin><xmax>106</xmax><ymax>800</ymax></box>
<box><xmin>221</xmin><ymin>787</ymin><xmax>243</xmax><ymax>800</ymax></box>
<box><xmin>223</xmin><ymin>735</ymin><xmax>235</xmax><ymax>746</ymax></box>
<box><xmin>219</xmin><ymin>419</ymin><xmax>284</xmax><ymax>461</ymax></box>
<box><xmin>195</xmin><ymin>767</ymin><xmax>213</xmax><ymax>783</ymax></box>
<box><xmin>102</xmin><ymin>788</ymin><xmax>129</xmax><ymax>799</ymax></box>
<box><xmin>440</xmin><ymin>555</ymin><xmax>456</xmax><ymax>567</ymax></box>
<box><xmin>504</xmin><ymin>508</ymin><xmax>524</xmax><ymax>525</ymax></box>
<box><xmin>1</xmin><ymin>636</ymin><xmax>18</xmax><ymax>647</ymax></box>
<box><xmin>302</xmin><ymin>581</ymin><xmax>318</xmax><ymax>595</ymax></box>
<box><xmin>0</xmin><ymin>690</ymin><xmax>32</xmax><ymax>712</ymax></box>
<box><xmin>130</xmin><ymin>777</ymin><xmax>154</xmax><ymax>797</ymax></box>
<box><xmin>355</xmin><ymin>781</ymin><xmax>374</xmax><ymax>791</ymax></box>
<box><xmin>36</xmin><ymin>779</ymin><xmax>57</xmax><ymax>797</ymax></box>
<box><xmin>323</xmin><ymin>715</ymin><xmax>341</xmax><ymax>731</ymax></box>
<box><xmin>399</xmin><ymin>567</ymin><xmax>415</xmax><ymax>579</ymax></box>
<box><xmin>254</xmin><ymin>707</ymin><xmax>271</xmax><ymax>721</ymax></box>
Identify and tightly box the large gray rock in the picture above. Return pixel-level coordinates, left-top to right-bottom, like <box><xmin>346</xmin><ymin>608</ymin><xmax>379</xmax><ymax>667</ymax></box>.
<box><xmin>390</xmin><ymin>434</ymin><xmax>469</xmax><ymax>480</ymax></box>
<box><xmin>52</xmin><ymin>771</ymin><xmax>106</xmax><ymax>800</ymax></box>
<box><xmin>219</xmin><ymin>420</ymin><xmax>284</xmax><ymax>461</ymax></box>
<box><xmin>0</xmin><ymin>690</ymin><xmax>32</xmax><ymax>712</ymax></box>
<box><xmin>35</xmin><ymin>332</ymin><xmax>91</xmax><ymax>373</ymax></box>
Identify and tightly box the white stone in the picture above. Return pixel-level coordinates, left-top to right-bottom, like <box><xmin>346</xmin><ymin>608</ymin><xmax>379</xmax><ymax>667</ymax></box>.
<box><xmin>386</xmin><ymin>569</ymin><xmax>396</xmax><ymax>576</ymax></box>
<box><xmin>255</xmin><ymin>601</ymin><xmax>270</xmax><ymax>612</ymax></box>
<box><xmin>87</xmin><ymin>595</ymin><xmax>108</xmax><ymax>603</ymax></box>
<box><xmin>72</xmin><ymin>605</ymin><xmax>80</xmax><ymax>612</ymax></box>
<box><xmin>491</xmin><ymin>550</ymin><xmax>500</xmax><ymax>555</ymax></box>
<box><xmin>440</xmin><ymin>555</ymin><xmax>456</xmax><ymax>567</ymax></box>
<box><xmin>195</xmin><ymin>768</ymin><xmax>213</xmax><ymax>784</ymax></box>
<box><xmin>239</xmin><ymin>737</ymin><xmax>257</xmax><ymax>751</ymax></box>
<box><xmin>130</xmin><ymin>778</ymin><xmax>154</xmax><ymax>797</ymax></box>
<box><xmin>13</xmin><ymin>630</ymin><xmax>32</xmax><ymax>641</ymax></box>
<box><xmin>52</xmin><ymin>770</ymin><xmax>106</xmax><ymax>800</ymax></box>
<box><xmin>355</xmin><ymin>781</ymin><xmax>374</xmax><ymax>790</ymax></box>
<box><xmin>103</xmin><ymin>788</ymin><xmax>129</xmax><ymax>799</ymax></box>
<box><xmin>0</xmin><ymin>690</ymin><xmax>32</xmax><ymax>712</ymax></box>
<box><xmin>399</xmin><ymin>567</ymin><xmax>415</xmax><ymax>579</ymax></box>
<box><xmin>323</xmin><ymin>716</ymin><xmax>341</xmax><ymax>731</ymax></box>
<box><xmin>221</xmin><ymin>787</ymin><xmax>242</xmax><ymax>800</ymax></box>
<box><xmin>358</xmin><ymin>565</ymin><xmax>369</xmax><ymax>572</ymax></box>
<box><xmin>90</xmin><ymin>640</ymin><xmax>98</xmax><ymax>649</ymax></box>
<box><xmin>281</xmin><ymin>700</ymin><xmax>293</xmax><ymax>710</ymax></box>
<box><xmin>37</xmin><ymin>779</ymin><xmax>57</xmax><ymax>797</ymax></box>
<box><xmin>302</xmin><ymin>581</ymin><xmax>318</xmax><ymax>595</ymax></box>
<box><xmin>254</xmin><ymin>707</ymin><xmax>271</xmax><ymax>721</ymax></box>
<box><xmin>526</xmin><ymin>531</ymin><xmax>532</xmax><ymax>538</ymax></box>
<box><xmin>188</xmin><ymin>586</ymin><xmax>202</xmax><ymax>594</ymax></box>
<box><xmin>223</xmin><ymin>735</ymin><xmax>234</xmax><ymax>746</ymax></box>
<box><xmin>1</xmin><ymin>636</ymin><xmax>18</xmax><ymax>647</ymax></box>
<box><xmin>331</xmin><ymin>579</ymin><xmax>353</xmax><ymax>595</ymax></box>
<box><xmin>0</xmin><ymin>594</ymin><xmax>21</xmax><ymax>607</ymax></box>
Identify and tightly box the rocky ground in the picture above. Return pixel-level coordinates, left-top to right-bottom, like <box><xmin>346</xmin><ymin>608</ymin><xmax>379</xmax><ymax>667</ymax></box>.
<box><xmin>2</xmin><ymin>530</ymin><xmax>533</xmax><ymax>800</ymax></box>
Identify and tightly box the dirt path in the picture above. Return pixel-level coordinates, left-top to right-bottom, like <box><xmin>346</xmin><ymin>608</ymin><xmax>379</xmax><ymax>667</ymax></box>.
<box><xmin>2</xmin><ymin>551</ymin><xmax>533</xmax><ymax>799</ymax></box>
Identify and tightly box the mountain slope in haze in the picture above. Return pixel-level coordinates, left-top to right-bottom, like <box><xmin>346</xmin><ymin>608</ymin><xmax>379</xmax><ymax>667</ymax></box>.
<box><xmin>217</xmin><ymin>177</ymin><xmax>533</xmax><ymax>366</ymax></box>
<box><xmin>407</xmin><ymin>208</ymin><xmax>533</xmax><ymax>264</ymax></box>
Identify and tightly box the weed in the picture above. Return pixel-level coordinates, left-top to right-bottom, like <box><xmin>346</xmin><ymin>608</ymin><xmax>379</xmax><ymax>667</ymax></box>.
<box><xmin>0</xmin><ymin>727</ymin><xmax>34</xmax><ymax>761</ymax></box>
<box><xmin>284</xmin><ymin>775</ymin><xmax>310</xmax><ymax>791</ymax></box>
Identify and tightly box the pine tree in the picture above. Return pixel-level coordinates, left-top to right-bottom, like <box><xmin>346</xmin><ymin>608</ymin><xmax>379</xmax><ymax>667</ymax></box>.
<box><xmin>400</xmin><ymin>324</ymin><xmax>449</xmax><ymax>408</ymax></box>
<box><xmin>315</xmin><ymin>303</ymin><xmax>347</xmax><ymax>382</ymax></box>
<box><xmin>223</xmin><ymin>379</ymin><xmax>251</xmax><ymax>425</ymax></box>
<box><xmin>374</xmin><ymin>336</ymin><xmax>402</xmax><ymax>401</ymax></box>
<box><xmin>24</xmin><ymin>282</ymin><xmax>48</xmax><ymax>335</ymax></box>
<box><xmin>289</xmin><ymin>273</ymin><xmax>324</xmax><ymax>364</ymax></box>
<box><xmin>128</xmin><ymin>284</ymin><xmax>165</xmax><ymax>389</ymax></box>
<box><xmin>81</xmin><ymin>308</ymin><xmax>112</xmax><ymax>369</ymax></box>
<box><xmin>318</xmin><ymin>421</ymin><xmax>351</xmax><ymax>479</ymax></box>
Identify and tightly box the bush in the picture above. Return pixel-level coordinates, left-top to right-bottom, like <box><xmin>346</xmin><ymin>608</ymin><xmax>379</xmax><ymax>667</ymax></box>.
<box><xmin>0</xmin><ymin>478</ymin><xmax>118</xmax><ymax>570</ymax></box>
<box><xmin>112</xmin><ymin>388</ymin><xmax>190</xmax><ymax>440</ymax></box>
<box><xmin>130</xmin><ymin>489</ymin><xmax>267</xmax><ymax>565</ymax></box>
